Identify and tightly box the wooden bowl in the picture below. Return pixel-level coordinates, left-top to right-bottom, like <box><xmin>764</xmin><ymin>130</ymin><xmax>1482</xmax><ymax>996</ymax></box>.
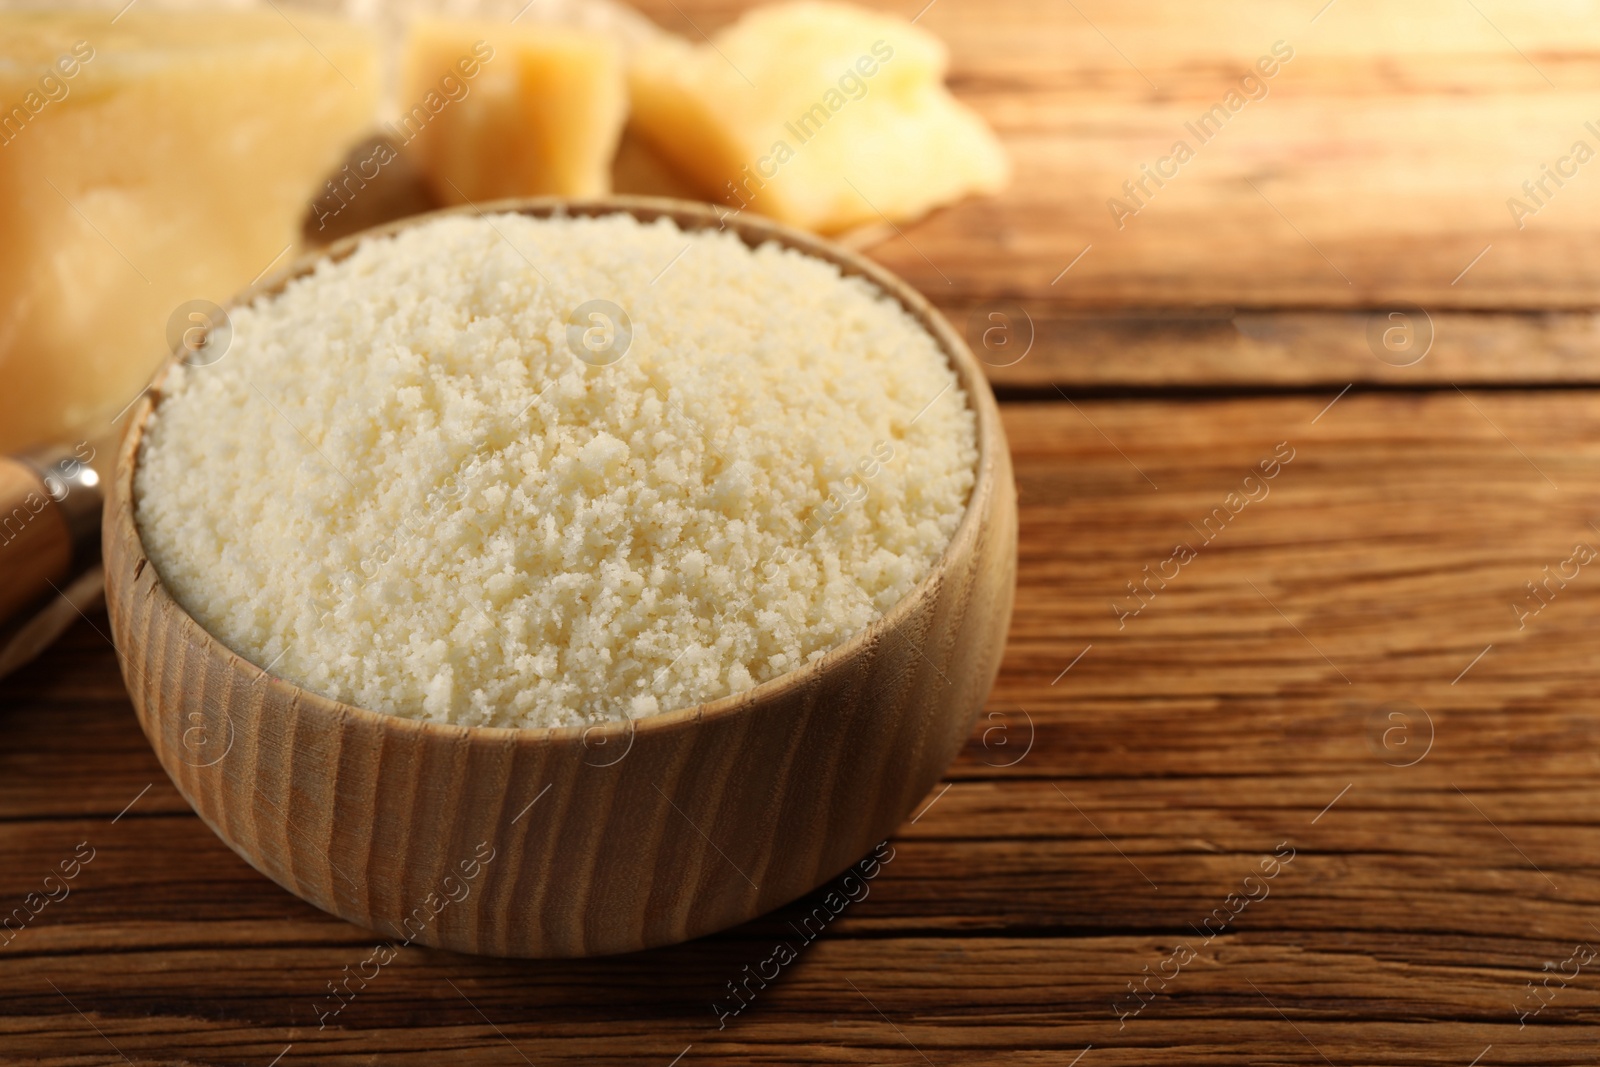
<box><xmin>103</xmin><ymin>196</ymin><xmax>1017</xmax><ymax>958</ymax></box>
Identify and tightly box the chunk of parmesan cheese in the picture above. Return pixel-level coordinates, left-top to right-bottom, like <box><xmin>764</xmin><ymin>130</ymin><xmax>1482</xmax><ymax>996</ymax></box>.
<box><xmin>627</xmin><ymin>0</ymin><xmax>1008</xmax><ymax>233</ymax></box>
<box><xmin>0</xmin><ymin>10</ymin><xmax>379</xmax><ymax>452</ymax></box>
<box><xmin>400</xmin><ymin>17</ymin><xmax>627</xmax><ymax>202</ymax></box>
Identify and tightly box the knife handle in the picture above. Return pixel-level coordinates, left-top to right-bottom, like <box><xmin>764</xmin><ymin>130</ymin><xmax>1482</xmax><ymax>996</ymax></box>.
<box><xmin>0</xmin><ymin>445</ymin><xmax>103</xmax><ymax>627</ymax></box>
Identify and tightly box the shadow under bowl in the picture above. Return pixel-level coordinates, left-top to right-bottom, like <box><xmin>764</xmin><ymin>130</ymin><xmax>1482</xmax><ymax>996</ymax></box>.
<box><xmin>104</xmin><ymin>196</ymin><xmax>1018</xmax><ymax>958</ymax></box>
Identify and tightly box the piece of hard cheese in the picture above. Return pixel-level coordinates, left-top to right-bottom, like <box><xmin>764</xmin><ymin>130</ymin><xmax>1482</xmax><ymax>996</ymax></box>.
<box><xmin>0</xmin><ymin>11</ymin><xmax>378</xmax><ymax>454</ymax></box>
<box><xmin>400</xmin><ymin>18</ymin><xmax>627</xmax><ymax>203</ymax></box>
<box><xmin>627</xmin><ymin>0</ymin><xmax>1008</xmax><ymax>233</ymax></box>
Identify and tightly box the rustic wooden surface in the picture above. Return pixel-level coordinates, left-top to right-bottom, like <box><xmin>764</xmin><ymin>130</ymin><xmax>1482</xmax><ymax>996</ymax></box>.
<box><xmin>5</xmin><ymin>0</ymin><xmax>1600</xmax><ymax>1063</ymax></box>
<box><xmin>9</xmin><ymin>393</ymin><xmax>1600</xmax><ymax>1064</ymax></box>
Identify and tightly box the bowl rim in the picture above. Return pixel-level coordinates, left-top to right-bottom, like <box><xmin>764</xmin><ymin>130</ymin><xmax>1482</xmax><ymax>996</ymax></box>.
<box><xmin>114</xmin><ymin>194</ymin><xmax>1006</xmax><ymax>747</ymax></box>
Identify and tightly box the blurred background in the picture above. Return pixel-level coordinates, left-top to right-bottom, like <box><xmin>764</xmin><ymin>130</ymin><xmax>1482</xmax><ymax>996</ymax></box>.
<box><xmin>4</xmin><ymin>1</ymin><xmax>1600</xmax><ymax>1063</ymax></box>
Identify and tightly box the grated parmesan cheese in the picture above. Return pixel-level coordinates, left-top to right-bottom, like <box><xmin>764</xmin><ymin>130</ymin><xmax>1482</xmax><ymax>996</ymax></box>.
<box><xmin>134</xmin><ymin>211</ymin><xmax>976</xmax><ymax>728</ymax></box>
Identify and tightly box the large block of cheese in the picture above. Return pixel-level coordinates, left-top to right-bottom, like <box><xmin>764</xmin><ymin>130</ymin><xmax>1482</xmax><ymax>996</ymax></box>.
<box><xmin>400</xmin><ymin>18</ymin><xmax>626</xmax><ymax>203</ymax></box>
<box><xmin>0</xmin><ymin>11</ymin><xmax>378</xmax><ymax>454</ymax></box>
<box><xmin>627</xmin><ymin>0</ymin><xmax>1009</xmax><ymax>234</ymax></box>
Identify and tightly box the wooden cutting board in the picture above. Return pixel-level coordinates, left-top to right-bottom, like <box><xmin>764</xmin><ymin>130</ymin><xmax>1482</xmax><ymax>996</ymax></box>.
<box><xmin>4</xmin><ymin>1</ymin><xmax>1599</xmax><ymax>1063</ymax></box>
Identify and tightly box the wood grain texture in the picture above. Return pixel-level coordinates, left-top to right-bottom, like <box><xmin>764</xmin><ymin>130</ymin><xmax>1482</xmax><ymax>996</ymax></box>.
<box><xmin>6</xmin><ymin>390</ymin><xmax>1600</xmax><ymax>1063</ymax></box>
<box><xmin>838</xmin><ymin>0</ymin><xmax>1600</xmax><ymax>310</ymax></box>
<box><xmin>608</xmin><ymin>0</ymin><xmax>1600</xmax><ymax>391</ymax></box>
<box><xmin>965</xmin><ymin>307</ymin><xmax>1600</xmax><ymax>390</ymax></box>
<box><xmin>99</xmin><ymin>197</ymin><xmax>1018</xmax><ymax>960</ymax></box>
<box><xmin>7</xmin><ymin>0</ymin><xmax>1600</xmax><ymax>1060</ymax></box>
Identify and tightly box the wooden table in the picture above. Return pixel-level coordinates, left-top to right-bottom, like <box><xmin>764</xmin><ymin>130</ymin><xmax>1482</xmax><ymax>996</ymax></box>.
<box><xmin>6</xmin><ymin>1</ymin><xmax>1600</xmax><ymax>1063</ymax></box>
